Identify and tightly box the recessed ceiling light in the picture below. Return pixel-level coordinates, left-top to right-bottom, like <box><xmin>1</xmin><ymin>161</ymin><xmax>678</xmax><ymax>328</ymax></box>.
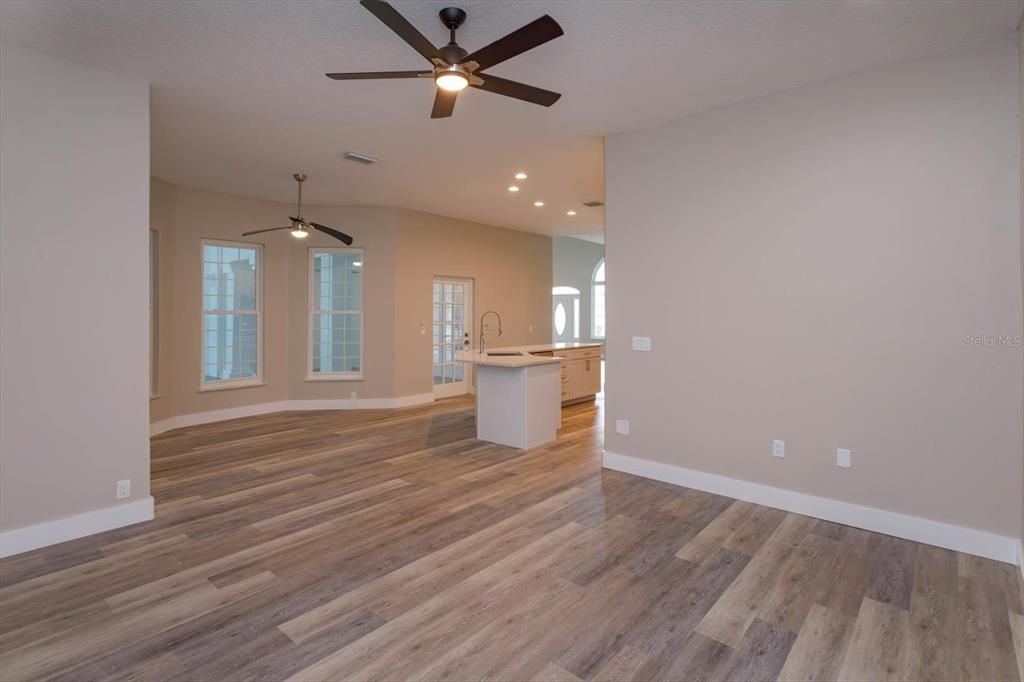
<box><xmin>515</xmin><ymin>172</ymin><xmax>528</xmax><ymax>180</ymax></box>
<box><xmin>566</xmin><ymin>210</ymin><xmax>577</xmax><ymax>216</ymax></box>
<box><xmin>508</xmin><ymin>185</ymin><xmax>520</xmax><ymax>192</ymax></box>
<box><xmin>534</xmin><ymin>201</ymin><xmax>544</xmax><ymax>207</ymax></box>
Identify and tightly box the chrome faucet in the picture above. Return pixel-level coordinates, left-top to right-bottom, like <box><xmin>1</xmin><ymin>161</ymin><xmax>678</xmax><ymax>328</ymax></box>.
<box><xmin>478</xmin><ymin>310</ymin><xmax>503</xmax><ymax>354</ymax></box>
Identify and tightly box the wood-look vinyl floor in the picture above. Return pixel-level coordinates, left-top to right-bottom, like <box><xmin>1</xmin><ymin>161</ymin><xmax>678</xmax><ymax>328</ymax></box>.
<box><xmin>1</xmin><ymin>396</ymin><xmax>1022</xmax><ymax>681</ymax></box>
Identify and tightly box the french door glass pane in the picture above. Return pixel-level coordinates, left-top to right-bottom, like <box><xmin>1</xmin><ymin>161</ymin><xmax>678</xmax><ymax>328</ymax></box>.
<box><xmin>433</xmin><ymin>281</ymin><xmax>467</xmax><ymax>385</ymax></box>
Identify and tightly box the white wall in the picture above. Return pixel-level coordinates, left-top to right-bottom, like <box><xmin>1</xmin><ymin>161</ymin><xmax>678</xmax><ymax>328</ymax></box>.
<box><xmin>605</xmin><ymin>34</ymin><xmax>1023</xmax><ymax>540</ymax></box>
<box><xmin>0</xmin><ymin>43</ymin><xmax>151</xmax><ymax>549</ymax></box>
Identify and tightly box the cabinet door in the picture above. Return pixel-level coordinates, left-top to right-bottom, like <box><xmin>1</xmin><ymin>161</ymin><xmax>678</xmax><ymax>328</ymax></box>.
<box><xmin>583</xmin><ymin>357</ymin><xmax>602</xmax><ymax>395</ymax></box>
<box><xmin>567</xmin><ymin>359</ymin><xmax>586</xmax><ymax>399</ymax></box>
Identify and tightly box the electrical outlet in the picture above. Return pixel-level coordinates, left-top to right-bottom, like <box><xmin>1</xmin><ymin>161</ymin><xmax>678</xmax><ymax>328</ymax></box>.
<box><xmin>836</xmin><ymin>448</ymin><xmax>851</xmax><ymax>468</ymax></box>
<box><xmin>529</xmin><ymin>324</ymin><xmax>534</xmax><ymax>333</ymax></box>
<box><xmin>116</xmin><ymin>480</ymin><xmax>131</xmax><ymax>500</ymax></box>
<box><xmin>615</xmin><ymin>419</ymin><xmax>630</xmax><ymax>435</ymax></box>
<box><xmin>631</xmin><ymin>336</ymin><xmax>652</xmax><ymax>352</ymax></box>
<box><xmin>350</xmin><ymin>391</ymin><xmax>358</xmax><ymax>401</ymax></box>
<box><xmin>772</xmin><ymin>439</ymin><xmax>785</xmax><ymax>458</ymax></box>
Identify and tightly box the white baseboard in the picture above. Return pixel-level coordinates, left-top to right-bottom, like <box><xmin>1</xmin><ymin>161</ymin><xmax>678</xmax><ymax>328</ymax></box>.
<box><xmin>603</xmin><ymin>450</ymin><xmax>1019</xmax><ymax>565</ymax></box>
<box><xmin>151</xmin><ymin>393</ymin><xmax>435</xmax><ymax>436</ymax></box>
<box><xmin>0</xmin><ymin>496</ymin><xmax>155</xmax><ymax>558</ymax></box>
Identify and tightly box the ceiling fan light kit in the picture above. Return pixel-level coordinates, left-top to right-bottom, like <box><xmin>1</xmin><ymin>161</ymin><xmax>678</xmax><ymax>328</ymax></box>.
<box><xmin>241</xmin><ymin>174</ymin><xmax>354</xmax><ymax>245</ymax></box>
<box><xmin>326</xmin><ymin>0</ymin><xmax>564</xmax><ymax>119</ymax></box>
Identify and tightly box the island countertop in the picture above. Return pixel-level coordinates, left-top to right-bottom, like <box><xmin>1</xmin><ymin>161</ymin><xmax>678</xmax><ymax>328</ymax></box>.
<box><xmin>455</xmin><ymin>342</ymin><xmax>603</xmax><ymax>368</ymax></box>
<box><xmin>454</xmin><ymin>350</ymin><xmax>562</xmax><ymax>368</ymax></box>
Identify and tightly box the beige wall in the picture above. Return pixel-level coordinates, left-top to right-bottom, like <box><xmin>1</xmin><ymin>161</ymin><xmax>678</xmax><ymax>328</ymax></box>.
<box><xmin>1</xmin><ymin>43</ymin><xmax>151</xmax><ymax>531</ymax></box>
<box><xmin>605</xmin><ymin>34</ymin><xmax>1023</xmax><ymax>538</ymax></box>
<box><xmin>394</xmin><ymin>209</ymin><xmax>553</xmax><ymax>397</ymax></box>
<box><xmin>150</xmin><ymin>186</ymin><xmax>551</xmax><ymax>419</ymax></box>
<box><xmin>164</xmin><ymin>186</ymin><xmax>293</xmax><ymax>416</ymax></box>
<box><xmin>286</xmin><ymin>205</ymin><xmax>398</xmax><ymax>401</ymax></box>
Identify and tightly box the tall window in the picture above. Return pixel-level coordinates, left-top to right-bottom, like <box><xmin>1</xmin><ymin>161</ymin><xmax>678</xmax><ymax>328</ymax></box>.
<box><xmin>201</xmin><ymin>240</ymin><xmax>262</xmax><ymax>389</ymax></box>
<box><xmin>592</xmin><ymin>259</ymin><xmax>606</xmax><ymax>339</ymax></box>
<box><xmin>150</xmin><ymin>230</ymin><xmax>159</xmax><ymax>397</ymax></box>
<box><xmin>309</xmin><ymin>248</ymin><xmax>363</xmax><ymax>379</ymax></box>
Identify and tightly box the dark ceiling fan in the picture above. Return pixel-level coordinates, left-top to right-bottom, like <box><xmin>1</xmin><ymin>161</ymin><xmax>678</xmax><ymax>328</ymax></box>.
<box><xmin>242</xmin><ymin>174</ymin><xmax>353</xmax><ymax>245</ymax></box>
<box><xmin>326</xmin><ymin>0</ymin><xmax>564</xmax><ymax>119</ymax></box>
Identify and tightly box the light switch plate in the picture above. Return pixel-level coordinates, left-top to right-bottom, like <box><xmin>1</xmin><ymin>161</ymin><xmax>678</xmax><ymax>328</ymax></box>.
<box><xmin>615</xmin><ymin>419</ymin><xmax>630</xmax><ymax>435</ymax></box>
<box><xmin>631</xmin><ymin>336</ymin><xmax>652</xmax><ymax>352</ymax></box>
<box><xmin>836</xmin><ymin>448</ymin><xmax>851</xmax><ymax>468</ymax></box>
<box><xmin>772</xmin><ymin>439</ymin><xmax>785</xmax><ymax>458</ymax></box>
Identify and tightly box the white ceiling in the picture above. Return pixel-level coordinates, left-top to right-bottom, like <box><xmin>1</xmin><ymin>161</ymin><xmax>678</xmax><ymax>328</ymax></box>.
<box><xmin>1</xmin><ymin>1</ymin><xmax>1021</xmax><ymax>237</ymax></box>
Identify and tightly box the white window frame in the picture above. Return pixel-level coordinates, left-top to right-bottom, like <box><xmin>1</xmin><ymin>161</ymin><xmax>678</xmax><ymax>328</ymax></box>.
<box><xmin>307</xmin><ymin>247</ymin><xmax>365</xmax><ymax>381</ymax></box>
<box><xmin>591</xmin><ymin>258</ymin><xmax>606</xmax><ymax>340</ymax></box>
<box><xmin>199</xmin><ymin>238</ymin><xmax>264</xmax><ymax>392</ymax></box>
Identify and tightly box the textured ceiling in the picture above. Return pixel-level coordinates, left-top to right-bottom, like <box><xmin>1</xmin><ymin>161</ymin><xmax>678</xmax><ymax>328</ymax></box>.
<box><xmin>1</xmin><ymin>0</ymin><xmax>1020</xmax><ymax>237</ymax></box>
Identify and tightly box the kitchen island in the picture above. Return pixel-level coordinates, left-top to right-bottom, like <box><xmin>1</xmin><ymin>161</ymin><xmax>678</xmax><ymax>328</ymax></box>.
<box><xmin>456</xmin><ymin>342</ymin><xmax>603</xmax><ymax>449</ymax></box>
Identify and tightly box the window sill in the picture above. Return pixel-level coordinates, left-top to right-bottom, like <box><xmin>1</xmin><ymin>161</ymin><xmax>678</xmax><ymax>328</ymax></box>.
<box><xmin>199</xmin><ymin>379</ymin><xmax>266</xmax><ymax>393</ymax></box>
<box><xmin>305</xmin><ymin>374</ymin><xmax>364</xmax><ymax>382</ymax></box>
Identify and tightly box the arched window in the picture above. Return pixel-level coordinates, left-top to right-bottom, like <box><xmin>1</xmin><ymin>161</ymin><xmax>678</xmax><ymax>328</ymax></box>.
<box><xmin>552</xmin><ymin>286</ymin><xmax>580</xmax><ymax>342</ymax></box>
<box><xmin>592</xmin><ymin>259</ymin><xmax>605</xmax><ymax>339</ymax></box>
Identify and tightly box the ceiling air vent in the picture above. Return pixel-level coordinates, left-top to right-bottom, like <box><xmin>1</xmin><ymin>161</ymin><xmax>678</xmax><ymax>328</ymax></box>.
<box><xmin>582</xmin><ymin>200</ymin><xmax>604</xmax><ymax>208</ymax></box>
<box><xmin>340</xmin><ymin>151</ymin><xmax>379</xmax><ymax>165</ymax></box>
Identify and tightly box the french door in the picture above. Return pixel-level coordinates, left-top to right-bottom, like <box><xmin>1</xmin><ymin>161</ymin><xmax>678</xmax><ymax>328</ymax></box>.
<box><xmin>432</xmin><ymin>277</ymin><xmax>473</xmax><ymax>398</ymax></box>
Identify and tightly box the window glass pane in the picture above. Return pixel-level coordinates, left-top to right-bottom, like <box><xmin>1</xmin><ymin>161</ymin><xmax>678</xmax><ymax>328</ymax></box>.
<box><xmin>594</xmin><ymin>260</ymin><xmax>605</xmax><ymax>283</ymax></box>
<box><xmin>202</xmin><ymin>312</ymin><xmax>259</xmax><ymax>381</ymax></box>
<box><xmin>201</xmin><ymin>242</ymin><xmax>261</xmax><ymax>385</ymax></box>
<box><xmin>202</xmin><ymin>244</ymin><xmax>258</xmax><ymax>312</ymax></box>
<box><xmin>554</xmin><ymin>302</ymin><xmax>567</xmax><ymax>336</ymax></box>
<box><xmin>593</xmin><ymin>283</ymin><xmax>606</xmax><ymax>338</ymax></box>
<box><xmin>309</xmin><ymin>248</ymin><xmax>363</xmax><ymax>375</ymax></box>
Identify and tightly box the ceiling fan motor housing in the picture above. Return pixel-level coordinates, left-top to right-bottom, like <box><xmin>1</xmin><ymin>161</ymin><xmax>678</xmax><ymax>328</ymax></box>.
<box><xmin>439</xmin><ymin>7</ymin><xmax>467</xmax><ymax>30</ymax></box>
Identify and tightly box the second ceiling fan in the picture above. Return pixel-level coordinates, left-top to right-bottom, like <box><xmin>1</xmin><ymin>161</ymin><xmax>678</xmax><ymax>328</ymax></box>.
<box><xmin>327</xmin><ymin>0</ymin><xmax>564</xmax><ymax>119</ymax></box>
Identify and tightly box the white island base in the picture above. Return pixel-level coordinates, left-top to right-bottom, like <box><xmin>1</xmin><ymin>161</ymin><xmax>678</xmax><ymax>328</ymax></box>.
<box><xmin>458</xmin><ymin>352</ymin><xmax>562</xmax><ymax>450</ymax></box>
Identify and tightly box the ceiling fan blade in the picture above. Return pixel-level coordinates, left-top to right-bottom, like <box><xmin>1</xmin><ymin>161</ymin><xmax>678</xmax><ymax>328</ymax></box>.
<box><xmin>430</xmin><ymin>89</ymin><xmax>457</xmax><ymax>118</ymax></box>
<box><xmin>472</xmin><ymin>75</ymin><xmax>561</xmax><ymax>107</ymax></box>
<box><xmin>310</xmin><ymin>222</ymin><xmax>355</xmax><ymax>246</ymax></box>
<box><xmin>359</xmin><ymin>0</ymin><xmax>440</xmax><ymax>64</ymax></box>
<box><xmin>241</xmin><ymin>226</ymin><xmax>292</xmax><ymax>236</ymax></box>
<box><xmin>463</xmin><ymin>15</ymin><xmax>563</xmax><ymax>72</ymax></box>
<box><xmin>326</xmin><ymin>70</ymin><xmax>430</xmax><ymax>80</ymax></box>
